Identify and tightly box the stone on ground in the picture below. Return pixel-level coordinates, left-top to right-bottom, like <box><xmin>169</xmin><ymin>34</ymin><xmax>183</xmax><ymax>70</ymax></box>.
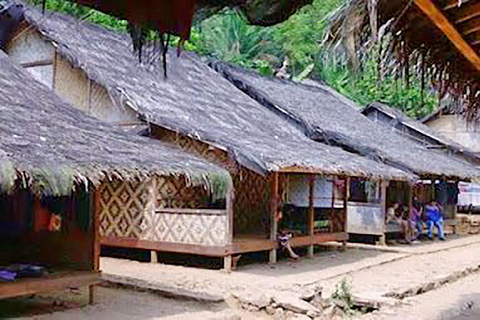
<box><xmin>273</xmin><ymin>292</ymin><xmax>320</xmax><ymax>314</ymax></box>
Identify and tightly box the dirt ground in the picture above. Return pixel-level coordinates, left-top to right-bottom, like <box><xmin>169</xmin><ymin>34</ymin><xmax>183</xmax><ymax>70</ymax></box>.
<box><xmin>2</xmin><ymin>235</ymin><xmax>480</xmax><ymax>319</ymax></box>
<box><xmin>362</xmin><ymin>272</ymin><xmax>480</xmax><ymax>320</ymax></box>
<box><xmin>0</xmin><ymin>285</ymin><xmax>263</xmax><ymax>320</ymax></box>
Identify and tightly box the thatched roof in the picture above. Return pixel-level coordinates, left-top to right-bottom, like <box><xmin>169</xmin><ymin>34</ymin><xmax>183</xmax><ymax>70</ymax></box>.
<box><xmin>23</xmin><ymin>8</ymin><xmax>412</xmax><ymax>180</ymax></box>
<box><xmin>325</xmin><ymin>0</ymin><xmax>480</xmax><ymax>121</ymax></box>
<box><xmin>362</xmin><ymin>102</ymin><xmax>480</xmax><ymax>165</ymax></box>
<box><xmin>213</xmin><ymin>62</ymin><xmax>480</xmax><ymax>180</ymax></box>
<box><xmin>0</xmin><ymin>50</ymin><xmax>230</xmax><ymax>196</ymax></box>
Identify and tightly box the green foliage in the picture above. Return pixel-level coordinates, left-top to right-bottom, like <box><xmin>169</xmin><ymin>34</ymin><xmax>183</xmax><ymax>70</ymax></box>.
<box><xmin>29</xmin><ymin>0</ymin><xmax>127</xmax><ymax>32</ymax></box>
<box><xmin>331</xmin><ymin>278</ymin><xmax>354</xmax><ymax>314</ymax></box>
<box><xmin>192</xmin><ymin>10</ymin><xmax>282</xmax><ymax>76</ymax></box>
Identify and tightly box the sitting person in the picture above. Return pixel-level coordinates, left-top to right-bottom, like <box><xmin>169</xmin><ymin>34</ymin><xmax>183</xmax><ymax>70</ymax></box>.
<box><xmin>278</xmin><ymin>231</ymin><xmax>299</xmax><ymax>259</ymax></box>
<box><xmin>410</xmin><ymin>198</ymin><xmax>424</xmax><ymax>240</ymax></box>
<box><xmin>425</xmin><ymin>200</ymin><xmax>445</xmax><ymax>241</ymax></box>
<box><xmin>386</xmin><ymin>202</ymin><xmax>411</xmax><ymax>243</ymax></box>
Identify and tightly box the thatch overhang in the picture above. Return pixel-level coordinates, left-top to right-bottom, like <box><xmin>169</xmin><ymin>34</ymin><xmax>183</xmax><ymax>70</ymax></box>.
<box><xmin>0</xmin><ymin>51</ymin><xmax>231</xmax><ymax>197</ymax></box>
<box><xmin>212</xmin><ymin>61</ymin><xmax>480</xmax><ymax>181</ymax></box>
<box><xmin>362</xmin><ymin>102</ymin><xmax>480</xmax><ymax>165</ymax></box>
<box><xmin>327</xmin><ymin>0</ymin><xmax>480</xmax><ymax>121</ymax></box>
<box><xmin>22</xmin><ymin>9</ymin><xmax>414</xmax><ymax>181</ymax></box>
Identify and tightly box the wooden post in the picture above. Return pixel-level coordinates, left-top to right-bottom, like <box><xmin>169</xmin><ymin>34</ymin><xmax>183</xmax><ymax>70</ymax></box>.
<box><xmin>224</xmin><ymin>187</ymin><xmax>235</xmax><ymax>272</ymax></box>
<box><xmin>342</xmin><ymin>177</ymin><xmax>350</xmax><ymax>251</ymax></box>
<box><xmin>150</xmin><ymin>251</ymin><xmax>158</xmax><ymax>263</ymax></box>
<box><xmin>379</xmin><ymin>180</ymin><xmax>389</xmax><ymax>246</ymax></box>
<box><xmin>93</xmin><ymin>188</ymin><xmax>101</xmax><ymax>272</ymax></box>
<box><xmin>269</xmin><ymin>172</ymin><xmax>279</xmax><ymax>264</ymax></box>
<box><xmin>90</xmin><ymin>187</ymin><xmax>101</xmax><ymax>304</ymax></box>
<box><xmin>223</xmin><ymin>255</ymin><xmax>232</xmax><ymax>273</ymax></box>
<box><xmin>307</xmin><ymin>174</ymin><xmax>315</xmax><ymax>258</ymax></box>
<box><xmin>330</xmin><ymin>177</ymin><xmax>335</xmax><ymax>233</ymax></box>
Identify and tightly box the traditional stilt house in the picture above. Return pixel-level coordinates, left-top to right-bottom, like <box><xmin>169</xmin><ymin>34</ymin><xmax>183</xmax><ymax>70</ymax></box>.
<box><xmin>362</xmin><ymin>102</ymin><xmax>480</xmax><ymax>215</ymax></box>
<box><xmin>0</xmin><ymin>49</ymin><xmax>231</xmax><ymax>301</ymax></box>
<box><xmin>212</xmin><ymin>62</ymin><xmax>480</xmax><ymax>241</ymax></box>
<box><xmin>4</xmin><ymin>7</ymin><xmax>413</xmax><ymax>264</ymax></box>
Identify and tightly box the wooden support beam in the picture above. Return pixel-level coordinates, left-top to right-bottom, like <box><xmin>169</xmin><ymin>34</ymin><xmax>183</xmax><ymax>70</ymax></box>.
<box><xmin>465</xmin><ymin>30</ymin><xmax>480</xmax><ymax>45</ymax></box>
<box><xmin>226</xmin><ymin>187</ymin><xmax>234</xmax><ymax>245</ymax></box>
<box><xmin>93</xmin><ymin>188</ymin><xmax>101</xmax><ymax>272</ymax></box>
<box><xmin>156</xmin><ymin>208</ymin><xmax>227</xmax><ymax>215</ymax></box>
<box><xmin>0</xmin><ymin>271</ymin><xmax>100</xmax><ymax>300</ymax></box>
<box><xmin>379</xmin><ymin>180</ymin><xmax>390</xmax><ymax>246</ymax></box>
<box><xmin>223</xmin><ymin>255</ymin><xmax>232</xmax><ymax>273</ymax></box>
<box><xmin>150</xmin><ymin>251</ymin><xmax>158</xmax><ymax>263</ymax></box>
<box><xmin>307</xmin><ymin>174</ymin><xmax>315</xmax><ymax>258</ymax></box>
<box><xmin>414</xmin><ymin>0</ymin><xmax>480</xmax><ymax>71</ymax></box>
<box><xmin>269</xmin><ymin>172</ymin><xmax>279</xmax><ymax>264</ymax></box>
<box><xmin>458</xmin><ymin>16</ymin><xmax>480</xmax><ymax>35</ymax></box>
<box><xmin>342</xmin><ymin>178</ymin><xmax>349</xmax><ymax>251</ymax></box>
<box><xmin>451</xmin><ymin>1</ymin><xmax>480</xmax><ymax>23</ymax></box>
<box><xmin>21</xmin><ymin>59</ymin><xmax>54</xmax><ymax>68</ymax></box>
<box><xmin>443</xmin><ymin>0</ymin><xmax>472</xmax><ymax>11</ymax></box>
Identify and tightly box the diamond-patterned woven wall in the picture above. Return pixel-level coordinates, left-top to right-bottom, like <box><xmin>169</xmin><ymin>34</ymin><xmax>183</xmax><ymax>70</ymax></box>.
<box><xmin>152</xmin><ymin>126</ymin><xmax>271</xmax><ymax>238</ymax></box>
<box><xmin>100</xmin><ymin>176</ymin><xmax>229</xmax><ymax>246</ymax></box>
<box><xmin>99</xmin><ymin>178</ymin><xmax>150</xmax><ymax>239</ymax></box>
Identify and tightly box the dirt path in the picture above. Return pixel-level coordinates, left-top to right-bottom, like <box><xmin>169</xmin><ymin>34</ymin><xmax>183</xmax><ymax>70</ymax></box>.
<box><xmin>320</xmin><ymin>241</ymin><xmax>480</xmax><ymax>300</ymax></box>
<box><xmin>361</xmin><ymin>271</ymin><xmax>480</xmax><ymax>320</ymax></box>
<box><xmin>1</xmin><ymin>286</ymin><xmax>264</xmax><ymax>320</ymax></box>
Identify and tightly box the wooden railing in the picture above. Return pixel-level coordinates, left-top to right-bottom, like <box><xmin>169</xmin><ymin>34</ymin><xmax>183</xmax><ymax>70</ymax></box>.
<box><xmin>155</xmin><ymin>208</ymin><xmax>227</xmax><ymax>216</ymax></box>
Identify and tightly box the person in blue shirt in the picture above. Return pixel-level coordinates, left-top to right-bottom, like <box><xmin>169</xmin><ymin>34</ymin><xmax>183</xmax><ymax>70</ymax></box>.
<box><xmin>425</xmin><ymin>200</ymin><xmax>445</xmax><ymax>241</ymax></box>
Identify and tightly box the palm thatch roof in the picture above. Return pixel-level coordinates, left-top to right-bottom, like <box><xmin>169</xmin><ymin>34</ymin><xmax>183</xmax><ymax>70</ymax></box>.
<box><xmin>362</xmin><ymin>102</ymin><xmax>480</xmax><ymax>165</ymax></box>
<box><xmin>0</xmin><ymin>50</ymin><xmax>230</xmax><ymax>196</ymax></box>
<box><xmin>325</xmin><ymin>0</ymin><xmax>480</xmax><ymax>121</ymax></box>
<box><xmin>23</xmin><ymin>8</ymin><xmax>413</xmax><ymax>181</ymax></box>
<box><xmin>212</xmin><ymin>62</ymin><xmax>480</xmax><ymax>180</ymax></box>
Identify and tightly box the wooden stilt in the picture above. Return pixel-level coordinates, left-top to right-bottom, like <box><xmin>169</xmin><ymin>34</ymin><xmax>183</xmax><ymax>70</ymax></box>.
<box><xmin>341</xmin><ymin>177</ymin><xmax>349</xmax><ymax>251</ymax></box>
<box><xmin>223</xmin><ymin>255</ymin><xmax>232</xmax><ymax>272</ymax></box>
<box><xmin>307</xmin><ymin>175</ymin><xmax>315</xmax><ymax>258</ymax></box>
<box><xmin>269</xmin><ymin>172</ymin><xmax>279</xmax><ymax>264</ymax></box>
<box><xmin>150</xmin><ymin>250</ymin><xmax>158</xmax><ymax>263</ymax></box>
<box><xmin>93</xmin><ymin>188</ymin><xmax>101</xmax><ymax>271</ymax></box>
<box><xmin>88</xmin><ymin>285</ymin><xmax>95</xmax><ymax>305</ymax></box>
<box><xmin>379</xmin><ymin>180</ymin><xmax>389</xmax><ymax>246</ymax></box>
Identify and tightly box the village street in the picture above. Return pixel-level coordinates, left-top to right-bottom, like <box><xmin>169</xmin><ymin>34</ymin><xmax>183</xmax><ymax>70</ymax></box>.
<box><xmin>2</xmin><ymin>235</ymin><xmax>480</xmax><ymax>319</ymax></box>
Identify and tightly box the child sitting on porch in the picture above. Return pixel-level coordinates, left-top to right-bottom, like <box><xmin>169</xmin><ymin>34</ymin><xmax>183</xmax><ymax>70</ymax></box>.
<box><xmin>425</xmin><ymin>200</ymin><xmax>445</xmax><ymax>241</ymax></box>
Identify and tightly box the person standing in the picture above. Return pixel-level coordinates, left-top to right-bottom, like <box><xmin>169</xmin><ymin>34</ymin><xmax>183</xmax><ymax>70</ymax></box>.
<box><xmin>425</xmin><ymin>200</ymin><xmax>445</xmax><ymax>241</ymax></box>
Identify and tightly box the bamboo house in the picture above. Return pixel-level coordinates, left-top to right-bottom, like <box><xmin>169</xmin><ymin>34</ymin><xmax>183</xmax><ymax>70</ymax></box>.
<box><xmin>213</xmin><ymin>62</ymin><xmax>480</xmax><ymax>240</ymax></box>
<box><xmin>0</xmin><ymin>49</ymin><xmax>231</xmax><ymax>301</ymax></box>
<box><xmin>4</xmin><ymin>7</ymin><xmax>414</xmax><ymax>265</ymax></box>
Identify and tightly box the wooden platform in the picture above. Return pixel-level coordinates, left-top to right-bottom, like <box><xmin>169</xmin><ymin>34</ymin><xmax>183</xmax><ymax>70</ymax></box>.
<box><xmin>102</xmin><ymin>232</ymin><xmax>349</xmax><ymax>257</ymax></box>
<box><xmin>229</xmin><ymin>232</ymin><xmax>348</xmax><ymax>255</ymax></box>
<box><xmin>0</xmin><ymin>271</ymin><xmax>101</xmax><ymax>300</ymax></box>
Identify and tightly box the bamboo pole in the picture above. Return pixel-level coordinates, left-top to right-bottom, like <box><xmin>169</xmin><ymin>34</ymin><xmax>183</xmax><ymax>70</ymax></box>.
<box><xmin>269</xmin><ymin>172</ymin><xmax>279</xmax><ymax>264</ymax></box>
<box><xmin>307</xmin><ymin>174</ymin><xmax>315</xmax><ymax>258</ymax></box>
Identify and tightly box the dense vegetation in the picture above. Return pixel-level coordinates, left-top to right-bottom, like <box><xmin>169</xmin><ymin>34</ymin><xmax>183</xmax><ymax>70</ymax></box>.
<box><xmin>31</xmin><ymin>0</ymin><xmax>438</xmax><ymax>118</ymax></box>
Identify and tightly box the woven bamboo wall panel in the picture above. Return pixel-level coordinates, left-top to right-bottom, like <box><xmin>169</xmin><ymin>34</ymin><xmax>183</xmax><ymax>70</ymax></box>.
<box><xmin>99</xmin><ymin>178</ymin><xmax>151</xmax><ymax>239</ymax></box>
<box><xmin>152</xmin><ymin>127</ymin><xmax>238</xmax><ymax>174</ymax></box>
<box><xmin>233</xmin><ymin>168</ymin><xmax>270</xmax><ymax>236</ymax></box>
<box><xmin>151</xmin><ymin>126</ymin><xmax>270</xmax><ymax>236</ymax></box>
<box><xmin>155</xmin><ymin>176</ymin><xmax>210</xmax><ymax>209</ymax></box>
<box><xmin>7</xmin><ymin>29</ymin><xmax>54</xmax><ymax>65</ymax></box>
<box><xmin>100</xmin><ymin>177</ymin><xmax>229</xmax><ymax>246</ymax></box>
<box><xmin>54</xmin><ymin>57</ymin><xmax>90</xmax><ymax>112</ymax></box>
<box><xmin>89</xmin><ymin>82</ymin><xmax>138</xmax><ymax>123</ymax></box>
<box><xmin>147</xmin><ymin>213</ymin><xmax>228</xmax><ymax>246</ymax></box>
